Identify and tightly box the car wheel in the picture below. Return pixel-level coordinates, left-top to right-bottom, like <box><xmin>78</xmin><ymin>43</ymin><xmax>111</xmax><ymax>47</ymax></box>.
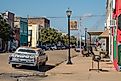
<box><xmin>42</xmin><ymin>62</ymin><xmax>46</xmax><ymax>66</ymax></box>
<box><xmin>36</xmin><ymin>63</ymin><xmax>41</xmax><ymax>71</ymax></box>
<box><xmin>36</xmin><ymin>64</ymin><xmax>40</xmax><ymax>70</ymax></box>
<box><xmin>12</xmin><ymin>64</ymin><xmax>16</xmax><ymax>68</ymax></box>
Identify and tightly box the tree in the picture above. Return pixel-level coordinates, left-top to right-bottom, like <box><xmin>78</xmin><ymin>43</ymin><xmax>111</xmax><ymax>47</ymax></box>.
<box><xmin>0</xmin><ymin>15</ymin><xmax>11</xmax><ymax>41</ymax></box>
<box><xmin>70</xmin><ymin>36</ymin><xmax>77</xmax><ymax>45</ymax></box>
<box><xmin>62</xmin><ymin>34</ymin><xmax>69</xmax><ymax>45</ymax></box>
<box><xmin>39</xmin><ymin>28</ymin><xmax>62</xmax><ymax>45</ymax></box>
<box><xmin>61</xmin><ymin>35</ymin><xmax>77</xmax><ymax>46</ymax></box>
<box><xmin>0</xmin><ymin>15</ymin><xmax>11</xmax><ymax>52</ymax></box>
<box><xmin>39</xmin><ymin>27</ymin><xmax>77</xmax><ymax>46</ymax></box>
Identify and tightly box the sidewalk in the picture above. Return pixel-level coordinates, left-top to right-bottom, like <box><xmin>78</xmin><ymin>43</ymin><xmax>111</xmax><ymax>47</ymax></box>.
<box><xmin>42</xmin><ymin>53</ymin><xmax>121</xmax><ymax>81</ymax></box>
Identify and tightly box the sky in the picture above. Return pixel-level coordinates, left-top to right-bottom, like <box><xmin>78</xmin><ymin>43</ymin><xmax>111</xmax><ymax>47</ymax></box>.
<box><xmin>0</xmin><ymin>0</ymin><xmax>106</xmax><ymax>36</ymax></box>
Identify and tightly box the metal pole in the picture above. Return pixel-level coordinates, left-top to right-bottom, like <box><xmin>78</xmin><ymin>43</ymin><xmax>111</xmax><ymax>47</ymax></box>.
<box><xmin>67</xmin><ymin>15</ymin><xmax>72</xmax><ymax>64</ymax></box>
<box><xmin>85</xmin><ymin>28</ymin><xmax>87</xmax><ymax>51</ymax></box>
<box><xmin>79</xmin><ymin>18</ymin><xmax>81</xmax><ymax>53</ymax></box>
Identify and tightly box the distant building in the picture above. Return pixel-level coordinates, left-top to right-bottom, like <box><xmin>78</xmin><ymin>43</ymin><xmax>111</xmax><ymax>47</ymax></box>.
<box><xmin>28</xmin><ymin>17</ymin><xmax>50</xmax><ymax>28</ymax></box>
<box><xmin>14</xmin><ymin>17</ymin><xmax>20</xmax><ymax>42</ymax></box>
<box><xmin>28</xmin><ymin>24</ymin><xmax>41</xmax><ymax>47</ymax></box>
<box><xmin>2</xmin><ymin>11</ymin><xmax>15</xmax><ymax>28</ymax></box>
<box><xmin>14</xmin><ymin>17</ymin><xmax>28</xmax><ymax>46</ymax></box>
<box><xmin>105</xmin><ymin>0</ymin><xmax>115</xmax><ymax>61</ymax></box>
<box><xmin>0</xmin><ymin>11</ymin><xmax>15</xmax><ymax>52</ymax></box>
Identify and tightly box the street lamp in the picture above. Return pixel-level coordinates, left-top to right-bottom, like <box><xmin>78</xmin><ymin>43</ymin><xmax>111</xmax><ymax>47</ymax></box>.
<box><xmin>66</xmin><ymin>8</ymin><xmax>72</xmax><ymax>64</ymax></box>
<box><xmin>84</xmin><ymin>28</ymin><xmax>87</xmax><ymax>51</ymax></box>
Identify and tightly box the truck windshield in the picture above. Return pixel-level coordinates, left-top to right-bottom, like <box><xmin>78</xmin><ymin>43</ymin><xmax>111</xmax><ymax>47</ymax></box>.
<box><xmin>18</xmin><ymin>49</ymin><xmax>36</xmax><ymax>53</ymax></box>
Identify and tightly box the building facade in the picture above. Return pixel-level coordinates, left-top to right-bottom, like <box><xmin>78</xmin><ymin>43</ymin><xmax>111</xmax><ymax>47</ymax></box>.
<box><xmin>0</xmin><ymin>11</ymin><xmax>15</xmax><ymax>52</ymax></box>
<box><xmin>106</xmin><ymin>0</ymin><xmax>116</xmax><ymax>62</ymax></box>
<box><xmin>28</xmin><ymin>17</ymin><xmax>50</xmax><ymax>28</ymax></box>
<box><xmin>112</xmin><ymin>0</ymin><xmax>121</xmax><ymax>71</ymax></box>
<box><xmin>106</xmin><ymin>0</ymin><xmax>121</xmax><ymax>71</ymax></box>
<box><xmin>2</xmin><ymin>11</ymin><xmax>15</xmax><ymax>28</ymax></box>
<box><xmin>14</xmin><ymin>17</ymin><xmax>28</xmax><ymax>46</ymax></box>
<box><xmin>28</xmin><ymin>24</ymin><xmax>40</xmax><ymax>47</ymax></box>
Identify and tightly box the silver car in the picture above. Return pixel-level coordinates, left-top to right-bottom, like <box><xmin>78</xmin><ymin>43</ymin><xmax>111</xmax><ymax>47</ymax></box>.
<box><xmin>9</xmin><ymin>46</ymin><xmax>48</xmax><ymax>69</ymax></box>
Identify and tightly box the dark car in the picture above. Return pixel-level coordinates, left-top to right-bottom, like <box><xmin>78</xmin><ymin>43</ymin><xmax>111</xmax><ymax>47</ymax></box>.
<box><xmin>46</xmin><ymin>45</ymin><xmax>52</xmax><ymax>50</ymax></box>
<box><xmin>37</xmin><ymin>45</ymin><xmax>49</xmax><ymax>51</ymax></box>
<box><xmin>51</xmin><ymin>45</ymin><xmax>57</xmax><ymax>50</ymax></box>
<box><xmin>56</xmin><ymin>45</ymin><xmax>62</xmax><ymax>50</ymax></box>
<box><xmin>75</xmin><ymin>46</ymin><xmax>81</xmax><ymax>52</ymax></box>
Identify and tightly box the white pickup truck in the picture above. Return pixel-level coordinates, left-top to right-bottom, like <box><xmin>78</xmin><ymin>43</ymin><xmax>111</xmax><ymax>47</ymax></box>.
<box><xmin>9</xmin><ymin>46</ymin><xmax>48</xmax><ymax>69</ymax></box>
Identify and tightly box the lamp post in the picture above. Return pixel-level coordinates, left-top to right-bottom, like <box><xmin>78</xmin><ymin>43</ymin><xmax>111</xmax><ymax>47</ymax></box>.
<box><xmin>85</xmin><ymin>28</ymin><xmax>87</xmax><ymax>51</ymax></box>
<box><xmin>66</xmin><ymin>8</ymin><xmax>72</xmax><ymax>64</ymax></box>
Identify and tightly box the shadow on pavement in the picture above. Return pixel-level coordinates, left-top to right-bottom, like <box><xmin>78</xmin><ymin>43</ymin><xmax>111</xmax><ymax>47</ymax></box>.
<box><xmin>101</xmin><ymin>69</ymin><xmax>109</xmax><ymax>72</ymax></box>
<box><xmin>15</xmin><ymin>64</ymin><xmax>55</xmax><ymax>72</ymax></box>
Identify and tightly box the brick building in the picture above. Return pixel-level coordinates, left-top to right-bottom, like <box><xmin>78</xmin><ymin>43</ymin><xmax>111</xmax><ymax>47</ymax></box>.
<box><xmin>28</xmin><ymin>17</ymin><xmax>50</xmax><ymax>28</ymax></box>
<box><xmin>0</xmin><ymin>11</ymin><xmax>15</xmax><ymax>52</ymax></box>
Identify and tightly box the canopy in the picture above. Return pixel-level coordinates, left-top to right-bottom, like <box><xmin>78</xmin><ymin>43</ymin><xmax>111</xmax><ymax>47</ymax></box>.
<box><xmin>87</xmin><ymin>31</ymin><xmax>103</xmax><ymax>36</ymax></box>
<box><xmin>99</xmin><ymin>29</ymin><xmax>109</xmax><ymax>38</ymax></box>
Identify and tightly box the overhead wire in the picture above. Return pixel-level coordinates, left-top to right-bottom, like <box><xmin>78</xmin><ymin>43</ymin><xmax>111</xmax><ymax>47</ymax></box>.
<box><xmin>46</xmin><ymin>14</ymin><xmax>105</xmax><ymax>19</ymax></box>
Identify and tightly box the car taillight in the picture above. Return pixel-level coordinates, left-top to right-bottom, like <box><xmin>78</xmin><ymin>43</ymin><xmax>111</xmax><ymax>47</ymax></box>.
<box><xmin>34</xmin><ymin>57</ymin><xmax>37</xmax><ymax>62</ymax></box>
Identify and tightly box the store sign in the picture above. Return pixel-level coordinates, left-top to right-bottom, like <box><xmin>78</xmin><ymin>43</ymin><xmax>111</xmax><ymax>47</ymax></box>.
<box><xmin>70</xmin><ymin>20</ymin><xmax>78</xmax><ymax>30</ymax></box>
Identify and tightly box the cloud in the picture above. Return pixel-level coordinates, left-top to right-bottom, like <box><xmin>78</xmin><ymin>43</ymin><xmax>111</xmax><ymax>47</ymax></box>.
<box><xmin>82</xmin><ymin>13</ymin><xmax>93</xmax><ymax>17</ymax></box>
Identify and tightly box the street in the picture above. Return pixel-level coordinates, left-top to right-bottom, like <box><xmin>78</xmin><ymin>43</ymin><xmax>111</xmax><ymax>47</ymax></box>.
<box><xmin>0</xmin><ymin>49</ymin><xmax>79</xmax><ymax>81</ymax></box>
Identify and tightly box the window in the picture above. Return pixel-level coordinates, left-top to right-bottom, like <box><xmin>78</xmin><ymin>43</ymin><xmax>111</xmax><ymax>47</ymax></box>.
<box><xmin>18</xmin><ymin>49</ymin><xmax>36</xmax><ymax>53</ymax></box>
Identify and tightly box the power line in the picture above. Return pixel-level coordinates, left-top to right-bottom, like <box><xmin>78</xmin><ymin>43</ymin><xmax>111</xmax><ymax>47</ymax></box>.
<box><xmin>46</xmin><ymin>14</ymin><xmax>105</xmax><ymax>19</ymax></box>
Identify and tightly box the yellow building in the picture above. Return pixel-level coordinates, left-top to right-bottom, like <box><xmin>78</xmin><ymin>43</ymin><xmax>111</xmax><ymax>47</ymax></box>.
<box><xmin>28</xmin><ymin>24</ymin><xmax>40</xmax><ymax>47</ymax></box>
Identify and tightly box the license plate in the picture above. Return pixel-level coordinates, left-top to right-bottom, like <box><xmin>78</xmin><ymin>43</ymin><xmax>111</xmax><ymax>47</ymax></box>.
<box><xmin>12</xmin><ymin>58</ymin><xmax>19</xmax><ymax>61</ymax></box>
<box><xmin>20</xmin><ymin>59</ymin><xmax>27</xmax><ymax>62</ymax></box>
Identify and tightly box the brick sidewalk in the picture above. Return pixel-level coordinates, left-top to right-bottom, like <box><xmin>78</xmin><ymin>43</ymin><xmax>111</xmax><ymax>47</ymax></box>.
<box><xmin>41</xmin><ymin>53</ymin><xmax>121</xmax><ymax>81</ymax></box>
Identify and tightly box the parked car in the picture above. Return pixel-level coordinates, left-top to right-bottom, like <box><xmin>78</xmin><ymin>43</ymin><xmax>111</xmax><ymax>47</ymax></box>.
<box><xmin>51</xmin><ymin>45</ymin><xmax>57</xmax><ymax>50</ymax></box>
<box><xmin>64</xmin><ymin>45</ymin><xmax>69</xmax><ymax>49</ymax></box>
<box><xmin>9</xmin><ymin>46</ymin><xmax>48</xmax><ymax>70</ymax></box>
<box><xmin>75</xmin><ymin>46</ymin><xmax>81</xmax><ymax>52</ymax></box>
<box><xmin>56</xmin><ymin>45</ymin><xmax>65</xmax><ymax>50</ymax></box>
<box><xmin>37</xmin><ymin>45</ymin><xmax>49</xmax><ymax>51</ymax></box>
<box><xmin>46</xmin><ymin>45</ymin><xmax>52</xmax><ymax>50</ymax></box>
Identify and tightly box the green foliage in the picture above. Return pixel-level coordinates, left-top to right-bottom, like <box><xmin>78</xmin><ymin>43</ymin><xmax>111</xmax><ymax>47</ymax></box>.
<box><xmin>39</xmin><ymin>28</ymin><xmax>62</xmax><ymax>45</ymax></box>
<box><xmin>39</xmin><ymin>27</ymin><xmax>77</xmax><ymax>45</ymax></box>
<box><xmin>70</xmin><ymin>35</ymin><xmax>77</xmax><ymax>45</ymax></box>
<box><xmin>60</xmin><ymin>35</ymin><xmax>77</xmax><ymax>45</ymax></box>
<box><xmin>0</xmin><ymin>15</ymin><xmax>11</xmax><ymax>41</ymax></box>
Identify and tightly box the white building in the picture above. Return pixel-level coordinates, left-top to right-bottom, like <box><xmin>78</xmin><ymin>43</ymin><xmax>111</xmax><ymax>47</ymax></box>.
<box><xmin>106</xmin><ymin>0</ymin><xmax>116</xmax><ymax>61</ymax></box>
<box><xmin>28</xmin><ymin>24</ymin><xmax>40</xmax><ymax>47</ymax></box>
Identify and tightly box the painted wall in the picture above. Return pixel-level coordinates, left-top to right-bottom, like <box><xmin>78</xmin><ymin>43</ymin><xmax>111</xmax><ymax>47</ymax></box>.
<box><xmin>28</xmin><ymin>24</ymin><xmax>39</xmax><ymax>47</ymax></box>
<box><xmin>20</xmin><ymin>18</ymin><xmax>28</xmax><ymax>46</ymax></box>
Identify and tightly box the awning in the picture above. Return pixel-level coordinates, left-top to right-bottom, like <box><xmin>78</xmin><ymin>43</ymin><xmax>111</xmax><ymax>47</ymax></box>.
<box><xmin>99</xmin><ymin>29</ymin><xmax>109</xmax><ymax>38</ymax></box>
<box><xmin>87</xmin><ymin>31</ymin><xmax>103</xmax><ymax>36</ymax></box>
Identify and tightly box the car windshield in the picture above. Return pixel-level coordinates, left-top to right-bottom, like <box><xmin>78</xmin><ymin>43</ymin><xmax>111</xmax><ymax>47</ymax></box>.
<box><xmin>18</xmin><ymin>49</ymin><xmax>36</xmax><ymax>53</ymax></box>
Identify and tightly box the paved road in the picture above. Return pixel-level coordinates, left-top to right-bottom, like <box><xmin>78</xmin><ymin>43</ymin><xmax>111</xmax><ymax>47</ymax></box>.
<box><xmin>0</xmin><ymin>49</ymin><xmax>79</xmax><ymax>81</ymax></box>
